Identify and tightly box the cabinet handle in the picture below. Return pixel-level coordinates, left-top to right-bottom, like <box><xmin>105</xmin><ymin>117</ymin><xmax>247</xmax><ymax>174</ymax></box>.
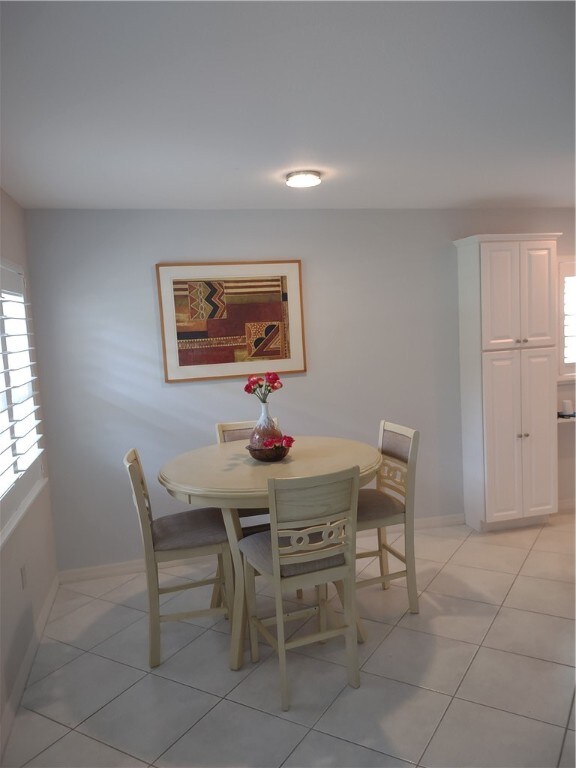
<box><xmin>517</xmin><ymin>434</ymin><xmax>523</xmax><ymax>438</ymax></box>
<box><xmin>515</xmin><ymin>339</ymin><xmax>521</xmax><ymax>344</ymax></box>
<box><xmin>522</xmin><ymin>338</ymin><xmax>528</xmax><ymax>343</ymax></box>
<box><xmin>523</xmin><ymin>433</ymin><xmax>530</xmax><ymax>438</ymax></box>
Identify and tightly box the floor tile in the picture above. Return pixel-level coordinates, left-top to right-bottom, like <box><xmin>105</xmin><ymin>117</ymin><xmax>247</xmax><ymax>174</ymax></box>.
<box><xmin>503</xmin><ymin>575</ymin><xmax>575</xmax><ymax>619</ymax></box>
<box><xmin>291</xmin><ymin>616</ymin><xmax>393</xmax><ymax>667</ymax></box>
<box><xmin>362</xmin><ymin>626</ymin><xmax>477</xmax><ymax>695</ymax></box>
<box><xmin>533</xmin><ymin>527</ymin><xmax>575</xmax><ymax>555</ymax></box>
<box><xmin>25</xmin><ymin>730</ymin><xmax>148</xmax><ymax>767</ymax></box>
<box><xmin>26</xmin><ymin>637</ymin><xmax>84</xmax><ymax>686</ymax></box>
<box><xmin>468</xmin><ymin>525</ymin><xmax>542</xmax><ymax>549</ymax></box>
<box><xmin>160</xmin><ymin>584</ymin><xmax>224</xmax><ymax>629</ymax></box>
<box><xmin>22</xmin><ymin>653</ymin><xmax>145</xmax><ymax>727</ymax></box>
<box><xmin>282</xmin><ymin>730</ymin><xmax>413</xmax><ymax>768</ymax></box>
<box><xmin>420</xmin><ymin>698</ymin><xmax>565</xmax><ymax>768</ymax></box>
<box><xmin>101</xmin><ymin>572</ymin><xmax>194</xmax><ymax>612</ymax></box>
<box><xmin>560</xmin><ymin>729</ymin><xmax>575</xmax><ymax>768</ymax></box>
<box><xmin>315</xmin><ymin>671</ymin><xmax>450</xmax><ymax>764</ymax></box>
<box><xmin>417</xmin><ymin>524</ymin><xmax>473</xmax><ymax>540</ymax></box>
<box><xmin>456</xmin><ymin>646</ymin><xmax>575</xmax><ymax>725</ymax></box>
<box><xmin>63</xmin><ymin>573</ymin><xmax>137</xmax><ymax>598</ymax></box>
<box><xmin>448</xmin><ymin>539</ymin><xmax>528</xmax><ymax>574</ymax></box>
<box><xmin>398</xmin><ymin>592</ymin><xmax>498</xmax><ymax>644</ymax></box>
<box><xmin>160</xmin><ymin>555</ymin><xmax>218</xmax><ymax>581</ymax></box>
<box><xmin>44</xmin><ymin>598</ymin><xmax>144</xmax><ymax>650</ymax></box>
<box><xmin>151</xmin><ymin>628</ymin><xmax>259</xmax><ymax>696</ymax></box>
<box><xmin>358</xmin><ymin>555</ymin><xmax>444</xmax><ymax>592</ymax></box>
<box><xmin>46</xmin><ymin>587</ymin><xmax>93</xmax><ymax>622</ymax></box>
<box><xmin>482</xmin><ymin>607</ymin><xmax>575</xmax><ymax>666</ymax></box>
<box><xmin>546</xmin><ymin>512</ymin><xmax>576</xmax><ymax>530</ymax></box>
<box><xmin>395</xmin><ymin>532</ymin><xmax>464</xmax><ymax>563</ymax></box>
<box><xmin>351</xmin><ymin>583</ymin><xmax>411</xmax><ymax>625</ymax></box>
<box><xmin>426</xmin><ymin>563</ymin><xmax>515</xmax><ymax>605</ymax></box>
<box><xmin>227</xmin><ymin>651</ymin><xmax>349</xmax><ymax>726</ymax></box>
<box><xmin>157</xmin><ymin>699</ymin><xmax>307</xmax><ymax>767</ymax></box>
<box><xmin>519</xmin><ymin>550</ymin><xmax>575</xmax><ymax>582</ymax></box>
<box><xmin>77</xmin><ymin>674</ymin><xmax>219</xmax><ymax>764</ymax></box>
<box><xmin>0</xmin><ymin>708</ymin><xmax>69</xmax><ymax>767</ymax></box>
<box><xmin>92</xmin><ymin>615</ymin><xmax>204</xmax><ymax>670</ymax></box>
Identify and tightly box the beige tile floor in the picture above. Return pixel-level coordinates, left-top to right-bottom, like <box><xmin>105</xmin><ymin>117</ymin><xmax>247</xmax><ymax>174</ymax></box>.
<box><xmin>2</xmin><ymin>514</ymin><xmax>575</xmax><ymax>768</ymax></box>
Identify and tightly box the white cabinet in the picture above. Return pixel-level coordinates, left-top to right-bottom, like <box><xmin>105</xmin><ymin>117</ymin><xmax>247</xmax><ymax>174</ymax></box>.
<box><xmin>455</xmin><ymin>233</ymin><xmax>560</xmax><ymax>530</ymax></box>
<box><xmin>482</xmin><ymin>348</ymin><xmax>557</xmax><ymax>523</ymax></box>
<box><xmin>481</xmin><ymin>240</ymin><xmax>557</xmax><ymax>351</ymax></box>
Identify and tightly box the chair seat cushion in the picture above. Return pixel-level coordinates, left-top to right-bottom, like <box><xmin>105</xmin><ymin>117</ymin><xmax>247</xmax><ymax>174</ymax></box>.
<box><xmin>152</xmin><ymin>507</ymin><xmax>228</xmax><ymax>551</ymax></box>
<box><xmin>357</xmin><ymin>488</ymin><xmax>405</xmax><ymax>526</ymax></box>
<box><xmin>239</xmin><ymin>531</ymin><xmax>345</xmax><ymax>578</ymax></box>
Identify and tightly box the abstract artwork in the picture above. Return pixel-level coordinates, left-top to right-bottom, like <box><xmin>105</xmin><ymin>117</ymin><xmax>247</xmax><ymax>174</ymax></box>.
<box><xmin>156</xmin><ymin>261</ymin><xmax>306</xmax><ymax>382</ymax></box>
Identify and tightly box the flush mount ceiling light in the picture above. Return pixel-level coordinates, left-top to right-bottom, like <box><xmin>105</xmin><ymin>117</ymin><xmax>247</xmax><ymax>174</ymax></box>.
<box><xmin>285</xmin><ymin>170</ymin><xmax>322</xmax><ymax>188</ymax></box>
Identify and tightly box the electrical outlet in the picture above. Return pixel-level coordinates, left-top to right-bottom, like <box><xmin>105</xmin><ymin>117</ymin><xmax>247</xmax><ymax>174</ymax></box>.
<box><xmin>20</xmin><ymin>565</ymin><xmax>27</xmax><ymax>590</ymax></box>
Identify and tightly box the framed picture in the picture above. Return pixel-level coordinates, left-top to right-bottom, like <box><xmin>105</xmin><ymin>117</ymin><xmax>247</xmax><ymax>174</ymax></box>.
<box><xmin>156</xmin><ymin>260</ymin><xmax>306</xmax><ymax>382</ymax></box>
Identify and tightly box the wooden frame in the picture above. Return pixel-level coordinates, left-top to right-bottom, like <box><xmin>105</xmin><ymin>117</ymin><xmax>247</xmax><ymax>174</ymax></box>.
<box><xmin>156</xmin><ymin>260</ymin><xmax>306</xmax><ymax>382</ymax></box>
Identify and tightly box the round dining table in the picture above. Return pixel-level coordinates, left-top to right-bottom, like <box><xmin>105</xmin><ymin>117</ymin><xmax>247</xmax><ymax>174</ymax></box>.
<box><xmin>158</xmin><ymin>435</ymin><xmax>382</xmax><ymax>670</ymax></box>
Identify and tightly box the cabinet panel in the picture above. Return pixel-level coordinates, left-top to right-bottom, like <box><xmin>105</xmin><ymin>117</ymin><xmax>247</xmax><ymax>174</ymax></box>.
<box><xmin>521</xmin><ymin>348</ymin><xmax>558</xmax><ymax>517</ymax></box>
<box><xmin>521</xmin><ymin>242</ymin><xmax>557</xmax><ymax>348</ymax></box>
<box><xmin>482</xmin><ymin>351</ymin><xmax>523</xmax><ymax>522</ymax></box>
<box><xmin>481</xmin><ymin>243</ymin><xmax>521</xmax><ymax>351</ymax></box>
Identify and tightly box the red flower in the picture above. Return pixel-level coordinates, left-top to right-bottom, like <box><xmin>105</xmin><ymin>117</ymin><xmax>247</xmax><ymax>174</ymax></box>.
<box><xmin>244</xmin><ymin>372</ymin><xmax>283</xmax><ymax>403</ymax></box>
<box><xmin>262</xmin><ymin>438</ymin><xmax>279</xmax><ymax>448</ymax></box>
<box><xmin>281</xmin><ymin>435</ymin><xmax>294</xmax><ymax>448</ymax></box>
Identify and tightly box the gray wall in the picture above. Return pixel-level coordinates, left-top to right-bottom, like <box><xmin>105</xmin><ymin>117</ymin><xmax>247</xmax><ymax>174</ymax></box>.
<box><xmin>25</xmin><ymin>208</ymin><xmax>574</xmax><ymax>572</ymax></box>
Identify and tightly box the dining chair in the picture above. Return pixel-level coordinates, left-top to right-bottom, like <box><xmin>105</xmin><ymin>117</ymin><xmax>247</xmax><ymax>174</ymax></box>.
<box><xmin>215</xmin><ymin>419</ymin><xmax>280</xmax><ymax>534</ymax></box>
<box><xmin>355</xmin><ymin>421</ymin><xmax>420</xmax><ymax>614</ymax></box>
<box><xmin>123</xmin><ymin>448</ymin><xmax>234</xmax><ymax>668</ymax></box>
<box><xmin>239</xmin><ymin>466</ymin><xmax>361</xmax><ymax>711</ymax></box>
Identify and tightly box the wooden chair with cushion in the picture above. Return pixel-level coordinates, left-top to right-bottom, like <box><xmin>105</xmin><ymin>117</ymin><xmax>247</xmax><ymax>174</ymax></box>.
<box><xmin>239</xmin><ymin>466</ymin><xmax>361</xmax><ymax>711</ymax></box>
<box><xmin>356</xmin><ymin>421</ymin><xmax>420</xmax><ymax>614</ymax></box>
<box><xmin>123</xmin><ymin>448</ymin><xmax>234</xmax><ymax>668</ymax></box>
<box><xmin>215</xmin><ymin>419</ymin><xmax>280</xmax><ymax>534</ymax></box>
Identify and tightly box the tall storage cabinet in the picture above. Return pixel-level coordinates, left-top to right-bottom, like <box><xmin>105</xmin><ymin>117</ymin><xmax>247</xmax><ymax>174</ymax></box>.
<box><xmin>455</xmin><ymin>234</ymin><xmax>560</xmax><ymax>530</ymax></box>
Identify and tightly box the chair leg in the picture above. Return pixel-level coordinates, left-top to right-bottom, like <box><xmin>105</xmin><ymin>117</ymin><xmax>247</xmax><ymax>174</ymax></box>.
<box><xmin>210</xmin><ymin>557</ymin><xmax>223</xmax><ymax>609</ymax></box>
<box><xmin>274</xmin><ymin>588</ymin><xmax>290</xmax><ymax>711</ymax></box>
<box><xmin>404</xmin><ymin>525</ymin><xmax>419</xmax><ymax>614</ymax></box>
<box><xmin>377</xmin><ymin>528</ymin><xmax>390</xmax><ymax>590</ymax></box>
<box><xmin>221</xmin><ymin>546</ymin><xmax>235</xmax><ymax>623</ymax></box>
<box><xmin>148</xmin><ymin>567</ymin><xmax>161</xmax><ymax>668</ymax></box>
<box><xmin>244</xmin><ymin>561</ymin><xmax>260</xmax><ymax>662</ymax></box>
<box><xmin>336</xmin><ymin>580</ymin><xmax>366</xmax><ymax>644</ymax></box>
<box><xmin>340</xmin><ymin>578</ymin><xmax>360</xmax><ymax>689</ymax></box>
<box><xmin>317</xmin><ymin>583</ymin><xmax>328</xmax><ymax>643</ymax></box>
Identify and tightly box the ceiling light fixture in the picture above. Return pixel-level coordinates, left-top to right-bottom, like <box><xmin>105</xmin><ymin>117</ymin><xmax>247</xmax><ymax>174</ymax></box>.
<box><xmin>285</xmin><ymin>170</ymin><xmax>322</xmax><ymax>188</ymax></box>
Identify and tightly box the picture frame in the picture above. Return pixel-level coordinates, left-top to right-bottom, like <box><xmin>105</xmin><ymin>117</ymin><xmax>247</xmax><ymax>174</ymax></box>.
<box><xmin>156</xmin><ymin>260</ymin><xmax>306</xmax><ymax>382</ymax></box>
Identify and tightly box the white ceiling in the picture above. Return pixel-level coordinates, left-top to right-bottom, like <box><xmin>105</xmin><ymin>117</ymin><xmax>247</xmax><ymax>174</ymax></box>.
<box><xmin>1</xmin><ymin>1</ymin><xmax>574</xmax><ymax>210</ymax></box>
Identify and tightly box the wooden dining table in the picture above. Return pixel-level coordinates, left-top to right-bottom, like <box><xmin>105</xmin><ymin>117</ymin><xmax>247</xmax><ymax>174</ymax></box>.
<box><xmin>158</xmin><ymin>435</ymin><xmax>382</xmax><ymax>670</ymax></box>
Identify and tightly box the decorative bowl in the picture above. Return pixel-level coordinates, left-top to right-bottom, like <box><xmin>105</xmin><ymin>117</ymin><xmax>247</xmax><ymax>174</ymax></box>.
<box><xmin>246</xmin><ymin>445</ymin><xmax>290</xmax><ymax>462</ymax></box>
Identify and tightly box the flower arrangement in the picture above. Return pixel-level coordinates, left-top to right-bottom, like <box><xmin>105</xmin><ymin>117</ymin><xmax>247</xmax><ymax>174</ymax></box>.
<box><xmin>263</xmin><ymin>435</ymin><xmax>295</xmax><ymax>449</ymax></box>
<box><xmin>244</xmin><ymin>372</ymin><xmax>283</xmax><ymax>402</ymax></box>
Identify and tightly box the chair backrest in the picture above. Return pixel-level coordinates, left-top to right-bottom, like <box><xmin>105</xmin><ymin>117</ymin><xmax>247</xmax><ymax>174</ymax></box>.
<box><xmin>123</xmin><ymin>448</ymin><xmax>156</xmax><ymax>559</ymax></box>
<box><xmin>215</xmin><ymin>418</ymin><xmax>279</xmax><ymax>444</ymax></box>
<box><xmin>267</xmin><ymin>467</ymin><xmax>360</xmax><ymax>580</ymax></box>
<box><xmin>376</xmin><ymin>421</ymin><xmax>419</xmax><ymax>514</ymax></box>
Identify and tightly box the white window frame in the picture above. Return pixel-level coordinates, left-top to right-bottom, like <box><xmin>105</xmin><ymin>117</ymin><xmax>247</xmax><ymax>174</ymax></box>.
<box><xmin>1</xmin><ymin>260</ymin><xmax>45</xmax><ymax>538</ymax></box>
<box><xmin>558</xmin><ymin>255</ymin><xmax>576</xmax><ymax>381</ymax></box>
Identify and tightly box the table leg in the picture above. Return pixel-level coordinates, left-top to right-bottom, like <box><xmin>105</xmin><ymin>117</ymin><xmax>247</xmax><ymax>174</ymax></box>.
<box><xmin>221</xmin><ymin>507</ymin><xmax>246</xmax><ymax>670</ymax></box>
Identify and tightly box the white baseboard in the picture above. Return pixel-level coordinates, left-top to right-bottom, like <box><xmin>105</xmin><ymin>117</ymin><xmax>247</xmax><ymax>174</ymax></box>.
<box><xmin>58</xmin><ymin>558</ymin><xmax>145</xmax><ymax>584</ymax></box>
<box><xmin>0</xmin><ymin>574</ymin><xmax>59</xmax><ymax>761</ymax></box>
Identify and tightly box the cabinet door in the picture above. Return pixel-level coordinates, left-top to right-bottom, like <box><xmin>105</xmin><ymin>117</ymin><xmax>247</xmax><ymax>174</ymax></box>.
<box><xmin>482</xmin><ymin>351</ymin><xmax>523</xmax><ymax>522</ymax></box>
<box><xmin>520</xmin><ymin>241</ymin><xmax>557</xmax><ymax>348</ymax></box>
<box><xmin>481</xmin><ymin>242</ymin><xmax>521</xmax><ymax>351</ymax></box>
<box><xmin>521</xmin><ymin>348</ymin><xmax>558</xmax><ymax>517</ymax></box>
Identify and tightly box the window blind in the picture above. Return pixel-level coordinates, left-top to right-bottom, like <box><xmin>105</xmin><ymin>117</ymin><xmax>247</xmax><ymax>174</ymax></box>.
<box><xmin>0</xmin><ymin>265</ymin><xmax>43</xmax><ymax>498</ymax></box>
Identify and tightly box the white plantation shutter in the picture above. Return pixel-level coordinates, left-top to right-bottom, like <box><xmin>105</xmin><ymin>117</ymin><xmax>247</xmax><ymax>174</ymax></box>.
<box><xmin>0</xmin><ymin>264</ymin><xmax>43</xmax><ymax>499</ymax></box>
<box><xmin>559</xmin><ymin>259</ymin><xmax>576</xmax><ymax>379</ymax></box>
